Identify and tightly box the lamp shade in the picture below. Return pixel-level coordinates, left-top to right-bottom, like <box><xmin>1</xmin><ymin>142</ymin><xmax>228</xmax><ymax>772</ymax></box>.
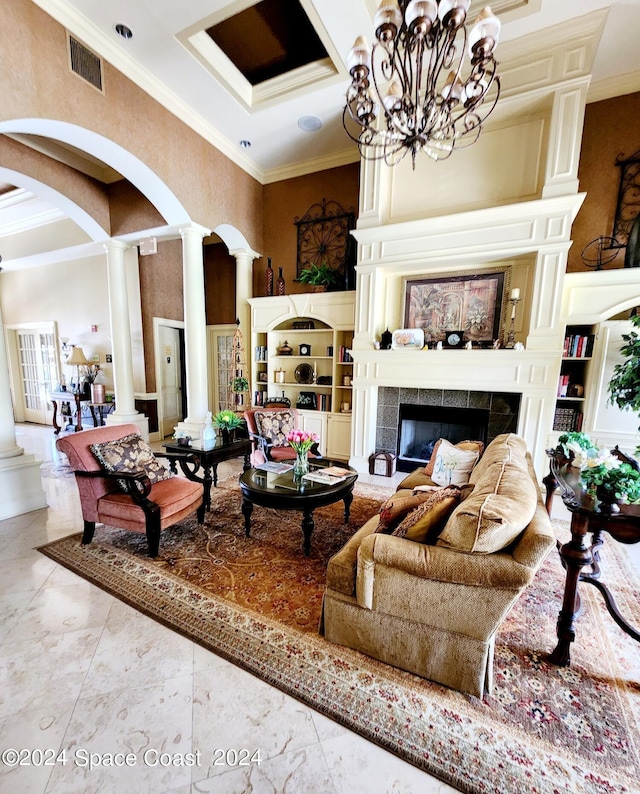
<box><xmin>67</xmin><ymin>346</ymin><xmax>87</xmax><ymax>365</ymax></box>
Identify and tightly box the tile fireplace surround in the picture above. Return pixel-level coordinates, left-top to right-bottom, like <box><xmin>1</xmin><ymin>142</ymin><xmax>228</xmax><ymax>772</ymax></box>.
<box><xmin>376</xmin><ymin>387</ymin><xmax>520</xmax><ymax>466</ymax></box>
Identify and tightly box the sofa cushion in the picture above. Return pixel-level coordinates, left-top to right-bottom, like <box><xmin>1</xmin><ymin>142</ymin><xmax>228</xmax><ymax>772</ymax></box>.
<box><xmin>395</xmin><ymin>468</ymin><xmax>437</xmax><ymax>491</ymax></box>
<box><xmin>391</xmin><ymin>487</ymin><xmax>460</xmax><ymax>543</ymax></box>
<box><xmin>91</xmin><ymin>433</ymin><xmax>172</xmax><ymax>492</ymax></box>
<box><xmin>326</xmin><ymin>514</ymin><xmax>380</xmax><ymax>596</ymax></box>
<box><xmin>468</xmin><ymin>434</ymin><xmax>527</xmax><ymax>485</ymax></box>
<box><xmin>253</xmin><ymin>411</ymin><xmax>296</xmax><ymax>447</ymax></box>
<box><xmin>423</xmin><ymin>438</ymin><xmax>444</xmax><ymax>476</ymax></box>
<box><xmin>436</xmin><ymin>459</ymin><xmax>538</xmax><ymax>553</ymax></box>
<box><xmin>431</xmin><ymin>439</ymin><xmax>480</xmax><ymax>487</ymax></box>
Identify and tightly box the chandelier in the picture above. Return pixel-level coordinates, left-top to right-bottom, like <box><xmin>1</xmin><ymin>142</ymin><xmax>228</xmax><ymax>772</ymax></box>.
<box><xmin>343</xmin><ymin>0</ymin><xmax>501</xmax><ymax>168</ymax></box>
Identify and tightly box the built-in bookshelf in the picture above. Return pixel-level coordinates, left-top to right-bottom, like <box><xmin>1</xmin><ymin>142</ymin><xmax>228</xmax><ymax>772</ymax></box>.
<box><xmin>553</xmin><ymin>324</ymin><xmax>596</xmax><ymax>433</ymax></box>
<box><xmin>247</xmin><ymin>292</ymin><xmax>356</xmax><ymax>460</ymax></box>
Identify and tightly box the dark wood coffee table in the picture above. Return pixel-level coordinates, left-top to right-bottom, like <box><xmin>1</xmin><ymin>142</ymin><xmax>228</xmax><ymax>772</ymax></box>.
<box><xmin>163</xmin><ymin>437</ymin><xmax>251</xmax><ymax>512</ymax></box>
<box><xmin>239</xmin><ymin>461</ymin><xmax>358</xmax><ymax>556</ymax></box>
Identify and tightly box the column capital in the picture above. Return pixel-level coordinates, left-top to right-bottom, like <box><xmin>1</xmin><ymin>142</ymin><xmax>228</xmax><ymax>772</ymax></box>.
<box><xmin>179</xmin><ymin>223</ymin><xmax>211</xmax><ymax>240</ymax></box>
<box><xmin>230</xmin><ymin>247</ymin><xmax>261</xmax><ymax>262</ymax></box>
<box><xmin>103</xmin><ymin>239</ymin><xmax>130</xmax><ymax>254</ymax></box>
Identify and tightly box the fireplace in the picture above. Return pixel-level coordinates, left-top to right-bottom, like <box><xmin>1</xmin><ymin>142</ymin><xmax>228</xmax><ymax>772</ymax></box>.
<box><xmin>375</xmin><ymin>387</ymin><xmax>521</xmax><ymax>473</ymax></box>
<box><xmin>397</xmin><ymin>404</ymin><xmax>490</xmax><ymax>472</ymax></box>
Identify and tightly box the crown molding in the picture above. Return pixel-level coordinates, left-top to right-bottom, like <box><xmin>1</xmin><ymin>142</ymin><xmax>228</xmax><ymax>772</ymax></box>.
<box><xmin>587</xmin><ymin>71</ymin><xmax>640</xmax><ymax>104</ymax></box>
<box><xmin>30</xmin><ymin>0</ymin><xmax>265</xmax><ymax>184</ymax></box>
<box><xmin>263</xmin><ymin>147</ymin><xmax>360</xmax><ymax>185</ymax></box>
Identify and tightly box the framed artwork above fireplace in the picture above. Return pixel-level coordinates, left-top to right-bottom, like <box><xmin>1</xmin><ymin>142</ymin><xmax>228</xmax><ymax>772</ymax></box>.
<box><xmin>403</xmin><ymin>269</ymin><xmax>508</xmax><ymax>345</ymax></box>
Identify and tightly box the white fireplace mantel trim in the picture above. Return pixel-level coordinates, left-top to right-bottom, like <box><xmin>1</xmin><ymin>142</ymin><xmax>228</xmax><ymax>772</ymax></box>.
<box><xmin>352</xmin><ymin>194</ymin><xmax>585</xmax><ymax>267</ymax></box>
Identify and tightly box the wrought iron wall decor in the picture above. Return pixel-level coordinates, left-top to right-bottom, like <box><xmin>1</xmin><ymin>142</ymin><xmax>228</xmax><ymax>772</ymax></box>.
<box><xmin>294</xmin><ymin>198</ymin><xmax>356</xmax><ymax>289</ymax></box>
<box><xmin>611</xmin><ymin>147</ymin><xmax>640</xmax><ymax>249</ymax></box>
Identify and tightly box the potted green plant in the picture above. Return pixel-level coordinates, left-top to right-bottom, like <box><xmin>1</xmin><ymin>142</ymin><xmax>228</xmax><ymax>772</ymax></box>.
<box><xmin>608</xmin><ymin>313</ymin><xmax>640</xmax><ymax>454</ymax></box>
<box><xmin>232</xmin><ymin>376</ymin><xmax>249</xmax><ymax>393</ymax></box>
<box><xmin>297</xmin><ymin>262</ymin><xmax>340</xmax><ymax>292</ymax></box>
<box><xmin>580</xmin><ymin>454</ymin><xmax>640</xmax><ymax>510</ymax></box>
<box><xmin>213</xmin><ymin>409</ymin><xmax>245</xmax><ymax>442</ymax></box>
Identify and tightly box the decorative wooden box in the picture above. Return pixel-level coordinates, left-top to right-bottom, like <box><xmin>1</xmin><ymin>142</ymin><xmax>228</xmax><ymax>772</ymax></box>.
<box><xmin>369</xmin><ymin>451</ymin><xmax>397</xmax><ymax>477</ymax></box>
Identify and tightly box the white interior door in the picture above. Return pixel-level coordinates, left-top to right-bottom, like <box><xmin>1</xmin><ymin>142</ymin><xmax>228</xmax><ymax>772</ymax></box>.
<box><xmin>15</xmin><ymin>328</ymin><xmax>59</xmax><ymax>425</ymax></box>
<box><xmin>159</xmin><ymin>325</ymin><xmax>183</xmax><ymax>437</ymax></box>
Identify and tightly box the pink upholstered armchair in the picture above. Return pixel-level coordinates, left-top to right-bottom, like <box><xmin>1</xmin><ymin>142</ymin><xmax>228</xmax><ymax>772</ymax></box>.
<box><xmin>56</xmin><ymin>424</ymin><xmax>204</xmax><ymax>557</ymax></box>
<box><xmin>243</xmin><ymin>407</ymin><xmax>320</xmax><ymax>466</ymax></box>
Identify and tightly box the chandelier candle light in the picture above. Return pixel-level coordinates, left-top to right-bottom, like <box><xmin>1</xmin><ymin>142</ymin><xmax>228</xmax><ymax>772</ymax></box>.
<box><xmin>344</xmin><ymin>0</ymin><xmax>501</xmax><ymax>168</ymax></box>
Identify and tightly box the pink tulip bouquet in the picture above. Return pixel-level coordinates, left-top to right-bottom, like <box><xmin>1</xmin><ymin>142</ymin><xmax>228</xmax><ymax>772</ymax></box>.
<box><xmin>286</xmin><ymin>430</ymin><xmax>319</xmax><ymax>455</ymax></box>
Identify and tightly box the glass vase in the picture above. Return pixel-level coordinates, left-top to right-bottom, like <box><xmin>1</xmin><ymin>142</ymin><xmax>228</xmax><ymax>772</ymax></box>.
<box><xmin>293</xmin><ymin>450</ymin><xmax>309</xmax><ymax>479</ymax></box>
<box><xmin>276</xmin><ymin>266</ymin><xmax>286</xmax><ymax>296</ymax></box>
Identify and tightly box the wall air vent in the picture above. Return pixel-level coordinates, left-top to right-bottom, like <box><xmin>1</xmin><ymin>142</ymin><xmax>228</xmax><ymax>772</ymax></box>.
<box><xmin>68</xmin><ymin>35</ymin><xmax>103</xmax><ymax>92</ymax></box>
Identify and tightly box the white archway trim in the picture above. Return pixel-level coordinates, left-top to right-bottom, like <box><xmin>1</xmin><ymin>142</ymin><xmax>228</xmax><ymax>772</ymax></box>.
<box><xmin>562</xmin><ymin>269</ymin><xmax>640</xmax><ymax>324</ymax></box>
<box><xmin>214</xmin><ymin>223</ymin><xmax>260</xmax><ymax>258</ymax></box>
<box><xmin>0</xmin><ymin>167</ymin><xmax>109</xmax><ymax>241</ymax></box>
<box><xmin>0</xmin><ymin>119</ymin><xmax>191</xmax><ymax>227</ymax></box>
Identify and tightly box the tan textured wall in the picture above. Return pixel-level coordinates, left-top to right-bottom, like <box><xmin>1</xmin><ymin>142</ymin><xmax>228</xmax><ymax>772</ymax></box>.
<box><xmin>107</xmin><ymin>181</ymin><xmax>166</xmax><ymax>236</ymax></box>
<box><xmin>138</xmin><ymin>240</ymin><xmax>184</xmax><ymax>392</ymax></box>
<box><xmin>1</xmin><ymin>0</ymin><xmax>263</xmax><ymax>249</ymax></box>
<box><xmin>260</xmin><ymin>164</ymin><xmax>360</xmax><ymax>297</ymax></box>
<box><xmin>205</xmin><ymin>243</ymin><xmax>237</xmax><ymax>325</ymax></box>
<box><xmin>568</xmin><ymin>91</ymin><xmax>640</xmax><ymax>273</ymax></box>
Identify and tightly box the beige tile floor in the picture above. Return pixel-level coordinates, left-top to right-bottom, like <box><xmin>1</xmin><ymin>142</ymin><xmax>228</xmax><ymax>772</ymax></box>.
<box><xmin>1</xmin><ymin>424</ymin><xmax>458</xmax><ymax>794</ymax></box>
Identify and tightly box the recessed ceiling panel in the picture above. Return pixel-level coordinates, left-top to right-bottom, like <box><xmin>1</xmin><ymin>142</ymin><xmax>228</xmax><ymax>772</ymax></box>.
<box><xmin>206</xmin><ymin>0</ymin><xmax>328</xmax><ymax>86</ymax></box>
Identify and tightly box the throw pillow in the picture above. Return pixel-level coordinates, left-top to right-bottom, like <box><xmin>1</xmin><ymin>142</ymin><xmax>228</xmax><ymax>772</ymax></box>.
<box><xmin>377</xmin><ymin>491</ymin><xmax>436</xmax><ymax>532</ymax></box>
<box><xmin>91</xmin><ymin>433</ymin><xmax>172</xmax><ymax>493</ymax></box>
<box><xmin>430</xmin><ymin>439</ymin><xmax>479</xmax><ymax>487</ymax></box>
<box><xmin>424</xmin><ymin>438</ymin><xmax>484</xmax><ymax>476</ymax></box>
<box><xmin>391</xmin><ymin>486</ymin><xmax>460</xmax><ymax>544</ymax></box>
<box><xmin>254</xmin><ymin>411</ymin><xmax>296</xmax><ymax>448</ymax></box>
<box><xmin>423</xmin><ymin>439</ymin><xmax>443</xmax><ymax>476</ymax></box>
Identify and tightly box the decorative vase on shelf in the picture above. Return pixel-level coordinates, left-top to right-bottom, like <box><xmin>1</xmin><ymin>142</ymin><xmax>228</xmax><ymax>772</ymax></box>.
<box><xmin>203</xmin><ymin>411</ymin><xmax>216</xmax><ymax>450</ymax></box>
<box><xmin>265</xmin><ymin>257</ymin><xmax>274</xmax><ymax>297</ymax></box>
<box><xmin>293</xmin><ymin>450</ymin><xmax>309</xmax><ymax>479</ymax></box>
<box><xmin>276</xmin><ymin>267</ymin><xmax>285</xmax><ymax>296</ymax></box>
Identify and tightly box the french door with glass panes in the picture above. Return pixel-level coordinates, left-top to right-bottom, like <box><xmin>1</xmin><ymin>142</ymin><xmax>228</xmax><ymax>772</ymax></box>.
<box><xmin>207</xmin><ymin>325</ymin><xmax>236</xmax><ymax>413</ymax></box>
<box><xmin>14</xmin><ymin>325</ymin><xmax>60</xmax><ymax>424</ymax></box>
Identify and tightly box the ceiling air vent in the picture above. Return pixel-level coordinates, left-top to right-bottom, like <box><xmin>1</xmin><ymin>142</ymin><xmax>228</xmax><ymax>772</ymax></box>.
<box><xmin>68</xmin><ymin>35</ymin><xmax>103</xmax><ymax>92</ymax></box>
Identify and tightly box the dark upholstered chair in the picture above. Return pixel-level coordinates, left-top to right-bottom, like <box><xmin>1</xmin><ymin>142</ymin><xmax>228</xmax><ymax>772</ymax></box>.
<box><xmin>243</xmin><ymin>407</ymin><xmax>319</xmax><ymax>466</ymax></box>
<box><xmin>56</xmin><ymin>424</ymin><xmax>204</xmax><ymax>557</ymax></box>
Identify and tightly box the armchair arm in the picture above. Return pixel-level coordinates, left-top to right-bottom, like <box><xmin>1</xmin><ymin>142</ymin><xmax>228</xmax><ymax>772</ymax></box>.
<box><xmin>76</xmin><ymin>467</ymin><xmax>153</xmax><ymax>504</ymax></box>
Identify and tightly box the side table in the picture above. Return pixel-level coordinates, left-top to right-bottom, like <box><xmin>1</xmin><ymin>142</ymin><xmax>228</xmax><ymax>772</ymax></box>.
<box><xmin>163</xmin><ymin>437</ymin><xmax>251</xmax><ymax>512</ymax></box>
<box><xmin>544</xmin><ymin>449</ymin><xmax>640</xmax><ymax>666</ymax></box>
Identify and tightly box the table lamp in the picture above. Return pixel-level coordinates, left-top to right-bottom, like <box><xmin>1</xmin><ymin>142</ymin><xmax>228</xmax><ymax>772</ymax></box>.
<box><xmin>67</xmin><ymin>346</ymin><xmax>87</xmax><ymax>393</ymax></box>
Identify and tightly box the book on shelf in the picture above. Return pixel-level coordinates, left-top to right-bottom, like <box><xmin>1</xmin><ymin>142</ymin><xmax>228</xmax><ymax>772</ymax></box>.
<box><xmin>563</xmin><ymin>333</ymin><xmax>595</xmax><ymax>358</ymax></box>
<box><xmin>255</xmin><ymin>461</ymin><xmax>293</xmax><ymax>473</ymax></box>
<box><xmin>557</xmin><ymin>374</ymin><xmax>569</xmax><ymax>397</ymax></box>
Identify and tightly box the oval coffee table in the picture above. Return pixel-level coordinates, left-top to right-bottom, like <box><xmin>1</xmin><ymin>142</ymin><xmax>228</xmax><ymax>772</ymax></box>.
<box><xmin>239</xmin><ymin>461</ymin><xmax>358</xmax><ymax>556</ymax></box>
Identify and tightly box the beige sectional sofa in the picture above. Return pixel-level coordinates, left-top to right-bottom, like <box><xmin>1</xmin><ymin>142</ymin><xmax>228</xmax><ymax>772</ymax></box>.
<box><xmin>321</xmin><ymin>433</ymin><xmax>556</xmax><ymax>698</ymax></box>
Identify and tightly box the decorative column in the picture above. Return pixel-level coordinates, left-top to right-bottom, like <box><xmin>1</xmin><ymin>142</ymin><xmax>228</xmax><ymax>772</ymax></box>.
<box><xmin>0</xmin><ymin>269</ymin><xmax>47</xmax><ymax>518</ymax></box>
<box><xmin>104</xmin><ymin>240</ymin><xmax>149</xmax><ymax>438</ymax></box>
<box><xmin>231</xmin><ymin>248</ymin><xmax>259</xmax><ymax>404</ymax></box>
<box><xmin>175</xmin><ymin>224</ymin><xmax>210</xmax><ymax>440</ymax></box>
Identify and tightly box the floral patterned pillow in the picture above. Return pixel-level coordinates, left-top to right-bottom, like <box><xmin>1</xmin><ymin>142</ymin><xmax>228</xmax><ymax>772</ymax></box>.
<box><xmin>254</xmin><ymin>411</ymin><xmax>296</xmax><ymax>448</ymax></box>
<box><xmin>91</xmin><ymin>433</ymin><xmax>173</xmax><ymax>492</ymax></box>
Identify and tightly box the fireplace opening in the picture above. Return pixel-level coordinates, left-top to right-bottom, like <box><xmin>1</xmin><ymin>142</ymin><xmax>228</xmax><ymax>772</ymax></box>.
<box><xmin>397</xmin><ymin>404</ymin><xmax>490</xmax><ymax>472</ymax></box>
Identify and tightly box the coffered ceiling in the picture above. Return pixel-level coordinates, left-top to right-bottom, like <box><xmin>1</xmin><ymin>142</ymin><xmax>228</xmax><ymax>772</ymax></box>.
<box><xmin>26</xmin><ymin>0</ymin><xmax>640</xmax><ymax>185</ymax></box>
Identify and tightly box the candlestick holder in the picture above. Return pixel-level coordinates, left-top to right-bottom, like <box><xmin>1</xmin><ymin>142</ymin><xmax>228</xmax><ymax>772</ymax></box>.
<box><xmin>504</xmin><ymin>297</ymin><xmax>521</xmax><ymax>349</ymax></box>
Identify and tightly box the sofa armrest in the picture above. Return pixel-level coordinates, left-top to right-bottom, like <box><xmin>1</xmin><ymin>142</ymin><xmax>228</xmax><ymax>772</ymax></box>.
<box><xmin>358</xmin><ymin>532</ymin><xmax>540</xmax><ymax>592</ymax></box>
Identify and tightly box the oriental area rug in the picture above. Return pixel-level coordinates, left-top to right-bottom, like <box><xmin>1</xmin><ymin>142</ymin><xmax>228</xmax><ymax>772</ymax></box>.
<box><xmin>39</xmin><ymin>477</ymin><xmax>640</xmax><ymax>794</ymax></box>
